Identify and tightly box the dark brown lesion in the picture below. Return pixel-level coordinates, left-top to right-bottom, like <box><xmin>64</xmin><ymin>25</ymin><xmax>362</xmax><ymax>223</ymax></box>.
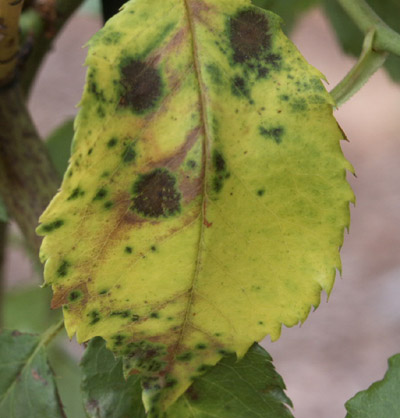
<box><xmin>229</xmin><ymin>9</ymin><xmax>271</xmax><ymax>63</ymax></box>
<box><xmin>119</xmin><ymin>59</ymin><xmax>163</xmax><ymax>114</ymax></box>
<box><xmin>131</xmin><ymin>168</ymin><xmax>181</xmax><ymax>218</ymax></box>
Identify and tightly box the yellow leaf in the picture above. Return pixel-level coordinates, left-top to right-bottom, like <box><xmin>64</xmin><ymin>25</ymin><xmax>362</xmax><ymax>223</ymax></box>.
<box><xmin>38</xmin><ymin>0</ymin><xmax>354</xmax><ymax>414</ymax></box>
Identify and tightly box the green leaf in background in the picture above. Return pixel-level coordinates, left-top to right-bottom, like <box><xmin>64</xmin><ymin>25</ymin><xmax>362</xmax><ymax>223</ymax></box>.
<box><xmin>253</xmin><ymin>0</ymin><xmax>320</xmax><ymax>33</ymax></box>
<box><xmin>0</xmin><ymin>329</ymin><xmax>65</xmax><ymax>418</ymax></box>
<box><xmin>345</xmin><ymin>353</ymin><xmax>400</xmax><ymax>418</ymax></box>
<box><xmin>82</xmin><ymin>338</ymin><xmax>293</xmax><ymax>418</ymax></box>
<box><xmin>46</xmin><ymin>119</ymin><xmax>74</xmax><ymax>177</ymax></box>
<box><xmin>0</xmin><ymin>195</ymin><xmax>7</xmax><ymax>222</ymax></box>
<box><xmin>3</xmin><ymin>287</ymin><xmax>85</xmax><ymax>418</ymax></box>
<box><xmin>323</xmin><ymin>0</ymin><xmax>400</xmax><ymax>83</ymax></box>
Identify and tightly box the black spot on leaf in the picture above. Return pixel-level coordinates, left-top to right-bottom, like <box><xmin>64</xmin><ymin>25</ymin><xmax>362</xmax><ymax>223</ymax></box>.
<box><xmin>57</xmin><ymin>260</ymin><xmax>70</xmax><ymax>277</ymax></box>
<box><xmin>40</xmin><ymin>219</ymin><xmax>64</xmax><ymax>233</ymax></box>
<box><xmin>125</xmin><ymin>246</ymin><xmax>133</xmax><ymax>254</ymax></box>
<box><xmin>122</xmin><ymin>143</ymin><xmax>136</xmax><ymax>163</ymax></box>
<box><xmin>212</xmin><ymin>150</ymin><xmax>230</xmax><ymax>193</ymax></box>
<box><xmin>131</xmin><ymin>168</ymin><xmax>181</xmax><ymax>218</ymax></box>
<box><xmin>67</xmin><ymin>187</ymin><xmax>84</xmax><ymax>200</ymax></box>
<box><xmin>88</xmin><ymin>310</ymin><xmax>101</xmax><ymax>325</ymax></box>
<box><xmin>119</xmin><ymin>59</ymin><xmax>162</xmax><ymax>113</ymax></box>
<box><xmin>68</xmin><ymin>290</ymin><xmax>82</xmax><ymax>302</ymax></box>
<box><xmin>231</xmin><ymin>76</ymin><xmax>250</xmax><ymax>99</ymax></box>
<box><xmin>93</xmin><ymin>187</ymin><xmax>108</xmax><ymax>201</ymax></box>
<box><xmin>230</xmin><ymin>9</ymin><xmax>271</xmax><ymax>63</ymax></box>
<box><xmin>107</xmin><ymin>138</ymin><xmax>118</xmax><ymax>148</ymax></box>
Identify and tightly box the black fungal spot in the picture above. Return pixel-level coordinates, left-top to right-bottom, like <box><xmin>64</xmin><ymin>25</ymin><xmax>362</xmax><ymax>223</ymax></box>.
<box><xmin>88</xmin><ymin>148</ymin><xmax>93</xmax><ymax>155</ymax></box>
<box><xmin>177</xmin><ymin>352</ymin><xmax>193</xmax><ymax>361</ymax></box>
<box><xmin>104</xmin><ymin>201</ymin><xmax>113</xmax><ymax>209</ymax></box>
<box><xmin>197</xmin><ymin>364</ymin><xmax>212</xmax><ymax>372</ymax></box>
<box><xmin>266</xmin><ymin>53</ymin><xmax>281</xmax><ymax>68</ymax></box>
<box><xmin>107</xmin><ymin>138</ymin><xmax>118</xmax><ymax>148</ymax></box>
<box><xmin>97</xmin><ymin>106</ymin><xmax>106</xmax><ymax>118</ymax></box>
<box><xmin>67</xmin><ymin>187</ymin><xmax>84</xmax><ymax>200</ymax></box>
<box><xmin>93</xmin><ymin>187</ymin><xmax>108</xmax><ymax>201</ymax></box>
<box><xmin>150</xmin><ymin>245</ymin><xmax>157</xmax><ymax>252</ymax></box>
<box><xmin>122</xmin><ymin>143</ymin><xmax>136</xmax><ymax>163</ymax></box>
<box><xmin>280</xmin><ymin>94</ymin><xmax>289</xmax><ymax>101</ymax></box>
<box><xmin>103</xmin><ymin>31</ymin><xmax>122</xmax><ymax>45</ymax></box>
<box><xmin>258</xmin><ymin>321</ymin><xmax>264</xmax><ymax>325</ymax></box>
<box><xmin>257</xmin><ymin>66</ymin><xmax>269</xmax><ymax>78</ymax></box>
<box><xmin>131</xmin><ymin>168</ymin><xmax>181</xmax><ymax>218</ymax></box>
<box><xmin>131</xmin><ymin>314</ymin><xmax>140</xmax><ymax>322</ymax></box>
<box><xmin>119</xmin><ymin>59</ymin><xmax>162</xmax><ymax>114</ymax></box>
<box><xmin>99</xmin><ymin>289</ymin><xmax>108</xmax><ymax>295</ymax></box>
<box><xmin>57</xmin><ymin>260</ymin><xmax>70</xmax><ymax>278</ymax></box>
<box><xmin>68</xmin><ymin>290</ymin><xmax>82</xmax><ymax>302</ymax></box>
<box><xmin>88</xmin><ymin>70</ymin><xmax>107</xmax><ymax>103</ymax></box>
<box><xmin>290</xmin><ymin>98</ymin><xmax>308</xmax><ymax>112</ymax></box>
<box><xmin>40</xmin><ymin>219</ymin><xmax>64</xmax><ymax>233</ymax></box>
<box><xmin>257</xmin><ymin>189</ymin><xmax>266</xmax><ymax>197</ymax></box>
<box><xmin>150</xmin><ymin>312</ymin><xmax>160</xmax><ymax>319</ymax></box>
<box><xmin>218</xmin><ymin>349</ymin><xmax>229</xmax><ymax>355</ymax></box>
<box><xmin>259</xmin><ymin>126</ymin><xmax>284</xmax><ymax>144</ymax></box>
<box><xmin>125</xmin><ymin>246</ymin><xmax>133</xmax><ymax>254</ymax></box>
<box><xmin>230</xmin><ymin>9</ymin><xmax>271</xmax><ymax>63</ymax></box>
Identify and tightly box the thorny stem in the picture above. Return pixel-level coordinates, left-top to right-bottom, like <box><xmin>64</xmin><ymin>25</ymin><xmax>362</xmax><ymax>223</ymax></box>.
<box><xmin>331</xmin><ymin>0</ymin><xmax>400</xmax><ymax>106</ymax></box>
<box><xmin>0</xmin><ymin>0</ymin><xmax>24</xmax><ymax>86</ymax></box>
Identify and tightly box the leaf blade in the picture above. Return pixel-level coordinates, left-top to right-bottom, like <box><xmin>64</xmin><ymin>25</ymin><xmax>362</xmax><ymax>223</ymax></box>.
<box><xmin>38</xmin><ymin>0</ymin><xmax>354</xmax><ymax>412</ymax></box>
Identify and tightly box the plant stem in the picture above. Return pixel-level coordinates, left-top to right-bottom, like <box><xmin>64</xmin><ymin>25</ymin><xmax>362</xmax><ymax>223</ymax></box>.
<box><xmin>0</xmin><ymin>84</ymin><xmax>60</xmax><ymax>255</ymax></box>
<box><xmin>20</xmin><ymin>0</ymin><xmax>85</xmax><ymax>97</ymax></box>
<box><xmin>41</xmin><ymin>318</ymin><xmax>65</xmax><ymax>347</ymax></box>
<box><xmin>0</xmin><ymin>0</ymin><xmax>24</xmax><ymax>86</ymax></box>
<box><xmin>330</xmin><ymin>29</ymin><xmax>387</xmax><ymax>107</ymax></box>
<box><xmin>336</xmin><ymin>0</ymin><xmax>400</xmax><ymax>57</ymax></box>
<box><xmin>0</xmin><ymin>222</ymin><xmax>7</xmax><ymax>328</ymax></box>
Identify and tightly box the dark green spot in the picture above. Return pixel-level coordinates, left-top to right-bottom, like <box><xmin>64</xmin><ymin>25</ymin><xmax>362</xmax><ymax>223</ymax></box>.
<box><xmin>67</xmin><ymin>187</ymin><xmax>84</xmax><ymax>200</ymax></box>
<box><xmin>131</xmin><ymin>168</ymin><xmax>181</xmax><ymax>218</ymax></box>
<box><xmin>206</xmin><ymin>63</ymin><xmax>223</xmax><ymax>86</ymax></box>
<box><xmin>68</xmin><ymin>290</ymin><xmax>82</xmax><ymax>302</ymax></box>
<box><xmin>259</xmin><ymin>126</ymin><xmax>284</xmax><ymax>144</ymax></box>
<box><xmin>88</xmin><ymin>310</ymin><xmax>101</xmax><ymax>325</ymax></box>
<box><xmin>125</xmin><ymin>246</ymin><xmax>133</xmax><ymax>254</ymax></box>
<box><xmin>177</xmin><ymin>352</ymin><xmax>193</xmax><ymax>361</ymax></box>
<box><xmin>99</xmin><ymin>289</ymin><xmax>108</xmax><ymax>295</ymax></box>
<box><xmin>122</xmin><ymin>143</ymin><xmax>136</xmax><ymax>163</ymax></box>
<box><xmin>150</xmin><ymin>312</ymin><xmax>159</xmax><ymax>319</ymax></box>
<box><xmin>107</xmin><ymin>138</ymin><xmax>118</xmax><ymax>148</ymax></box>
<box><xmin>112</xmin><ymin>334</ymin><xmax>126</xmax><ymax>347</ymax></box>
<box><xmin>111</xmin><ymin>310</ymin><xmax>131</xmax><ymax>318</ymax></box>
<box><xmin>88</xmin><ymin>148</ymin><xmax>93</xmax><ymax>155</ymax></box>
<box><xmin>212</xmin><ymin>150</ymin><xmax>230</xmax><ymax>193</ymax></box>
<box><xmin>257</xmin><ymin>189</ymin><xmax>265</xmax><ymax>196</ymax></box>
<box><xmin>187</xmin><ymin>160</ymin><xmax>196</xmax><ymax>169</ymax></box>
<box><xmin>231</xmin><ymin>76</ymin><xmax>250</xmax><ymax>99</ymax></box>
<box><xmin>195</xmin><ymin>343</ymin><xmax>207</xmax><ymax>350</ymax></box>
<box><xmin>97</xmin><ymin>106</ymin><xmax>106</xmax><ymax>118</ymax></box>
<box><xmin>57</xmin><ymin>260</ymin><xmax>70</xmax><ymax>278</ymax></box>
<box><xmin>40</xmin><ymin>219</ymin><xmax>64</xmax><ymax>233</ymax></box>
<box><xmin>150</xmin><ymin>245</ymin><xmax>157</xmax><ymax>252</ymax></box>
<box><xmin>103</xmin><ymin>31</ymin><xmax>122</xmax><ymax>45</ymax></box>
<box><xmin>93</xmin><ymin>187</ymin><xmax>108</xmax><ymax>201</ymax></box>
<box><xmin>104</xmin><ymin>201</ymin><xmax>113</xmax><ymax>209</ymax></box>
<box><xmin>131</xmin><ymin>314</ymin><xmax>140</xmax><ymax>322</ymax></box>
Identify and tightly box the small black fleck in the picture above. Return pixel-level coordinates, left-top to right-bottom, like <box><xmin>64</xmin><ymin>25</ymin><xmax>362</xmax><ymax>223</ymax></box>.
<box><xmin>69</xmin><ymin>290</ymin><xmax>82</xmax><ymax>302</ymax></box>
<box><xmin>131</xmin><ymin>314</ymin><xmax>140</xmax><ymax>321</ymax></box>
<box><xmin>88</xmin><ymin>148</ymin><xmax>93</xmax><ymax>155</ymax></box>
<box><xmin>195</xmin><ymin>343</ymin><xmax>207</xmax><ymax>350</ymax></box>
<box><xmin>259</xmin><ymin>126</ymin><xmax>284</xmax><ymax>144</ymax></box>
<box><xmin>122</xmin><ymin>143</ymin><xmax>136</xmax><ymax>163</ymax></box>
<box><xmin>231</xmin><ymin>76</ymin><xmax>250</xmax><ymax>98</ymax></box>
<box><xmin>40</xmin><ymin>219</ymin><xmax>64</xmax><ymax>233</ymax></box>
<box><xmin>150</xmin><ymin>245</ymin><xmax>157</xmax><ymax>252</ymax></box>
<box><xmin>104</xmin><ymin>201</ymin><xmax>113</xmax><ymax>209</ymax></box>
<box><xmin>88</xmin><ymin>310</ymin><xmax>101</xmax><ymax>325</ymax></box>
<box><xmin>125</xmin><ymin>246</ymin><xmax>133</xmax><ymax>254</ymax></box>
<box><xmin>257</xmin><ymin>189</ymin><xmax>265</xmax><ymax>196</ymax></box>
<box><xmin>99</xmin><ymin>289</ymin><xmax>108</xmax><ymax>295</ymax></box>
<box><xmin>150</xmin><ymin>312</ymin><xmax>160</xmax><ymax>319</ymax></box>
<box><xmin>67</xmin><ymin>187</ymin><xmax>84</xmax><ymax>200</ymax></box>
<box><xmin>187</xmin><ymin>160</ymin><xmax>197</xmax><ymax>169</ymax></box>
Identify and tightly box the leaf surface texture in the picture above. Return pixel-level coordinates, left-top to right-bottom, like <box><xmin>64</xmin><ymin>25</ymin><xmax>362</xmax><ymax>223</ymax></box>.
<box><xmin>38</xmin><ymin>0</ymin><xmax>354</xmax><ymax>412</ymax></box>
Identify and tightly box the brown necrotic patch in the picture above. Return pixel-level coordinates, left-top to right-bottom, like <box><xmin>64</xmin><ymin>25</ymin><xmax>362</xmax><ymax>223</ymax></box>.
<box><xmin>119</xmin><ymin>59</ymin><xmax>162</xmax><ymax>114</ymax></box>
<box><xmin>131</xmin><ymin>168</ymin><xmax>181</xmax><ymax>218</ymax></box>
<box><xmin>230</xmin><ymin>9</ymin><xmax>271</xmax><ymax>63</ymax></box>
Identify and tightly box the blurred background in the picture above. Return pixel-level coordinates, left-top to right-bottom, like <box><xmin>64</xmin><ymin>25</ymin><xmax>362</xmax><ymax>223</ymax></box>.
<box><xmin>2</xmin><ymin>1</ymin><xmax>400</xmax><ymax>417</ymax></box>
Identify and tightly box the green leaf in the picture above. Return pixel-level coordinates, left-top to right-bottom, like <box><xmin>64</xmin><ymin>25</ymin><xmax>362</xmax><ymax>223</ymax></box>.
<box><xmin>0</xmin><ymin>195</ymin><xmax>7</xmax><ymax>222</ymax></box>
<box><xmin>46</xmin><ymin>119</ymin><xmax>74</xmax><ymax>177</ymax></box>
<box><xmin>323</xmin><ymin>0</ymin><xmax>400</xmax><ymax>83</ymax></box>
<box><xmin>253</xmin><ymin>0</ymin><xmax>320</xmax><ymax>33</ymax></box>
<box><xmin>345</xmin><ymin>353</ymin><xmax>400</xmax><ymax>417</ymax></box>
<box><xmin>82</xmin><ymin>337</ymin><xmax>293</xmax><ymax>418</ymax></box>
<box><xmin>38</xmin><ymin>0</ymin><xmax>354</xmax><ymax>413</ymax></box>
<box><xmin>0</xmin><ymin>329</ymin><xmax>66</xmax><ymax>418</ymax></box>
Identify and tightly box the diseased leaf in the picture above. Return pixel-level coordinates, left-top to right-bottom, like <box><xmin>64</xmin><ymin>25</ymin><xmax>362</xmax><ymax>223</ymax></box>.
<box><xmin>323</xmin><ymin>0</ymin><xmax>400</xmax><ymax>83</ymax></box>
<box><xmin>0</xmin><ymin>330</ymin><xmax>65</xmax><ymax>418</ymax></box>
<box><xmin>38</xmin><ymin>0</ymin><xmax>354</xmax><ymax>413</ymax></box>
<box><xmin>82</xmin><ymin>337</ymin><xmax>293</xmax><ymax>418</ymax></box>
<box><xmin>345</xmin><ymin>353</ymin><xmax>400</xmax><ymax>417</ymax></box>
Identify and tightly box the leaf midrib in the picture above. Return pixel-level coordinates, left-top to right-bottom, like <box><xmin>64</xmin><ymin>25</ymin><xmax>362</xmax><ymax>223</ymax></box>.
<box><xmin>173</xmin><ymin>0</ymin><xmax>212</xmax><ymax>355</ymax></box>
